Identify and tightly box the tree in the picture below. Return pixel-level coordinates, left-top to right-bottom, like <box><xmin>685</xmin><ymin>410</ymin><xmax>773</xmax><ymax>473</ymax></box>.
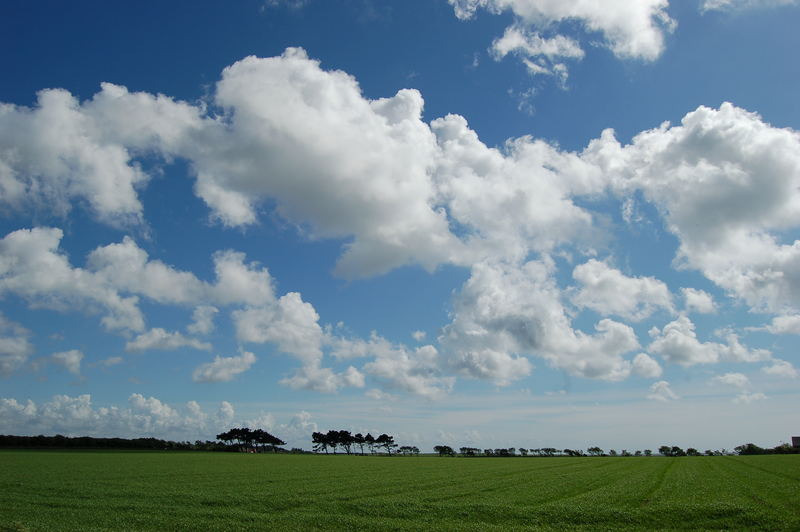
<box><xmin>375</xmin><ymin>434</ymin><xmax>397</xmax><ymax>455</ymax></box>
<box><xmin>587</xmin><ymin>446</ymin><xmax>603</xmax><ymax>456</ymax></box>
<box><xmin>686</xmin><ymin>448</ymin><xmax>700</xmax><ymax>457</ymax></box>
<box><xmin>365</xmin><ymin>433</ymin><xmax>376</xmax><ymax>454</ymax></box>
<box><xmin>336</xmin><ymin>430</ymin><xmax>354</xmax><ymax>455</ymax></box>
<box><xmin>312</xmin><ymin>431</ymin><xmax>329</xmax><ymax>454</ymax></box>
<box><xmin>253</xmin><ymin>429</ymin><xmax>285</xmax><ymax>453</ymax></box>
<box><xmin>643</xmin><ymin>449</ymin><xmax>652</xmax><ymax>457</ymax></box>
<box><xmin>434</xmin><ymin>445</ymin><xmax>455</xmax><ymax>457</ymax></box>
<box><xmin>354</xmin><ymin>433</ymin><xmax>366</xmax><ymax>455</ymax></box>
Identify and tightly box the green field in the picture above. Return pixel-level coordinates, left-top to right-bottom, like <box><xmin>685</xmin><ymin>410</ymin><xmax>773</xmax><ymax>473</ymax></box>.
<box><xmin>1</xmin><ymin>451</ymin><xmax>798</xmax><ymax>531</ymax></box>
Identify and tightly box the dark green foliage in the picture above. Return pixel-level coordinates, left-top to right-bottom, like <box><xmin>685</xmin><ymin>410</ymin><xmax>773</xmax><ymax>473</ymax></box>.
<box><xmin>1</xmin><ymin>451</ymin><xmax>799</xmax><ymax>531</ymax></box>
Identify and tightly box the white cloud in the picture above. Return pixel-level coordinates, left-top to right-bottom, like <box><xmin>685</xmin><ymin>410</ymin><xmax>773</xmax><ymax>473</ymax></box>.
<box><xmin>449</xmin><ymin>0</ymin><xmax>675</xmax><ymax>61</ymax></box>
<box><xmin>195</xmin><ymin>49</ymin><xmax>463</xmax><ymax>278</ymax></box>
<box><xmin>701</xmin><ymin>0</ymin><xmax>799</xmax><ymax>12</ymax></box>
<box><xmin>764</xmin><ymin>315</ymin><xmax>800</xmax><ymax>334</ymax></box>
<box><xmin>647</xmin><ymin>380</ymin><xmax>678</xmax><ymax>401</ymax></box>
<box><xmin>0</xmin><ymin>393</ymin><xmax>233</xmax><ymax>440</ymax></box>
<box><xmin>234</xmin><ymin>292</ymin><xmax>324</xmax><ymax>364</ymax></box>
<box><xmin>0</xmin><ymin>227</ymin><xmax>145</xmax><ymax>332</ymax></box>
<box><xmin>192</xmin><ymin>351</ymin><xmax>257</xmax><ymax>383</ymax></box>
<box><xmin>631</xmin><ymin>353</ymin><xmax>663</xmax><ymax>378</ymax></box>
<box><xmin>571</xmin><ymin>259</ymin><xmax>674</xmax><ymax>321</ymax></box>
<box><xmin>591</xmin><ymin>103</ymin><xmax>800</xmax><ymax>315</ymax></box>
<box><xmin>411</xmin><ymin>330</ymin><xmax>426</xmax><ymax>342</ymax></box>
<box><xmin>762</xmin><ymin>359</ymin><xmax>798</xmax><ymax>379</ymax></box>
<box><xmin>711</xmin><ymin>372</ymin><xmax>750</xmax><ymax>389</ymax></box>
<box><xmin>97</xmin><ymin>356</ymin><xmax>123</xmax><ymax>367</ymax></box>
<box><xmin>681</xmin><ymin>287</ymin><xmax>717</xmax><ymax>314</ymax></box>
<box><xmin>441</xmin><ymin>260</ymin><xmax>639</xmax><ymax>384</ymax></box>
<box><xmin>51</xmin><ymin>349</ymin><xmax>83</xmax><ymax>375</ymax></box>
<box><xmin>0</xmin><ymin>313</ymin><xmax>34</xmax><ymax>376</ymax></box>
<box><xmin>0</xmin><ymin>227</ymin><xmax>278</xmax><ymax>335</ymax></box>
<box><xmin>187</xmin><ymin>305</ymin><xmax>219</xmax><ymax>335</ymax></box>
<box><xmin>734</xmin><ymin>392</ymin><xmax>767</xmax><ymax>404</ymax></box>
<box><xmin>280</xmin><ymin>363</ymin><xmax>365</xmax><ymax>393</ymax></box>
<box><xmin>126</xmin><ymin>328</ymin><xmax>212</xmax><ymax>353</ymax></box>
<box><xmin>491</xmin><ymin>24</ymin><xmax>583</xmax><ymax>86</ymax></box>
<box><xmin>648</xmin><ymin>316</ymin><xmax>771</xmax><ymax>366</ymax></box>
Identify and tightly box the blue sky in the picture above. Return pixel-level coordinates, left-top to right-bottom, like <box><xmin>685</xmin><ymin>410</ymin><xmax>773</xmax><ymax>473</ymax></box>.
<box><xmin>1</xmin><ymin>0</ymin><xmax>799</xmax><ymax>452</ymax></box>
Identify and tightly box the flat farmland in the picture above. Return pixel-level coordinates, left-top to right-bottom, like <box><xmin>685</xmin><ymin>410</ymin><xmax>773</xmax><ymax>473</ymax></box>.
<box><xmin>1</xmin><ymin>451</ymin><xmax>798</xmax><ymax>531</ymax></box>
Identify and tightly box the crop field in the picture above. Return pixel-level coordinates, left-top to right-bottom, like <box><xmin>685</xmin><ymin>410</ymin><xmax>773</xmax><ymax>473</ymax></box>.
<box><xmin>1</xmin><ymin>451</ymin><xmax>798</xmax><ymax>531</ymax></box>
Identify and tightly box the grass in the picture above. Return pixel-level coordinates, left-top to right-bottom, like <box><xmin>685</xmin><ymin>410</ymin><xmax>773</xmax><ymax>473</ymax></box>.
<box><xmin>1</xmin><ymin>451</ymin><xmax>798</xmax><ymax>531</ymax></box>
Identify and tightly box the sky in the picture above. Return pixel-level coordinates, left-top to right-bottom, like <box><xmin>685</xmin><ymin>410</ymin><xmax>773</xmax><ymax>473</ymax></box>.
<box><xmin>1</xmin><ymin>0</ymin><xmax>799</xmax><ymax>453</ymax></box>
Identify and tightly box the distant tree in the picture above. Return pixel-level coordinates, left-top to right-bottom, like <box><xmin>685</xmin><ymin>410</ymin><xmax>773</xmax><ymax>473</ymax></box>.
<box><xmin>735</xmin><ymin>443</ymin><xmax>765</xmax><ymax>455</ymax></box>
<box><xmin>519</xmin><ymin>448</ymin><xmax>528</xmax><ymax>456</ymax></box>
<box><xmin>375</xmin><ymin>434</ymin><xmax>397</xmax><ymax>455</ymax></box>
<box><xmin>460</xmin><ymin>447</ymin><xmax>479</xmax><ymax>457</ymax></box>
<box><xmin>587</xmin><ymin>446</ymin><xmax>603</xmax><ymax>456</ymax></box>
<box><xmin>643</xmin><ymin>449</ymin><xmax>652</xmax><ymax>457</ymax></box>
<box><xmin>434</xmin><ymin>445</ymin><xmax>455</xmax><ymax>457</ymax></box>
<box><xmin>484</xmin><ymin>448</ymin><xmax>494</xmax><ymax>457</ymax></box>
<box><xmin>686</xmin><ymin>448</ymin><xmax>700</xmax><ymax>457</ymax></box>
<box><xmin>337</xmin><ymin>430</ymin><xmax>354</xmax><ymax>455</ymax></box>
<box><xmin>704</xmin><ymin>449</ymin><xmax>714</xmax><ymax>456</ymax></box>
<box><xmin>365</xmin><ymin>433</ymin><xmax>376</xmax><ymax>454</ymax></box>
<box><xmin>671</xmin><ymin>446</ymin><xmax>686</xmax><ymax>457</ymax></box>
<box><xmin>621</xmin><ymin>450</ymin><xmax>632</xmax><ymax>457</ymax></box>
<box><xmin>658</xmin><ymin>445</ymin><xmax>671</xmax><ymax>456</ymax></box>
<box><xmin>354</xmin><ymin>433</ymin><xmax>366</xmax><ymax>455</ymax></box>
<box><xmin>312</xmin><ymin>431</ymin><xmax>329</xmax><ymax>454</ymax></box>
<box><xmin>608</xmin><ymin>449</ymin><xmax>618</xmax><ymax>457</ymax></box>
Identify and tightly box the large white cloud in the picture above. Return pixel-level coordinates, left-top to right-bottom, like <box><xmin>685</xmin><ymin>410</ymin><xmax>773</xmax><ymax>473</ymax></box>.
<box><xmin>590</xmin><ymin>103</ymin><xmax>800</xmax><ymax>314</ymax></box>
<box><xmin>441</xmin><ymin>260</ymin><xmax>640</xmax><ymax>383</ymax></box>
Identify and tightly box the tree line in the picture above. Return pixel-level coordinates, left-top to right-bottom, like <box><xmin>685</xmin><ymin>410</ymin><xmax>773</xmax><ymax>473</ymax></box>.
<box><xmin>311</xmin><ymin>430</ymin><xmax>411</xmax><ymax>455</ymax></box>
<box><xmin>432</xmin><ymin>443</ymin><xmax>799</xmax><ymax>457</ymax></box>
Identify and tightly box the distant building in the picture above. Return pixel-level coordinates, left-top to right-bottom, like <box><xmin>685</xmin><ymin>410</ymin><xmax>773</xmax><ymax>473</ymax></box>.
<box><xmin>793</xmin><ymin>436</ymin><xmax>800</xmax><ymax>449</ymax></box>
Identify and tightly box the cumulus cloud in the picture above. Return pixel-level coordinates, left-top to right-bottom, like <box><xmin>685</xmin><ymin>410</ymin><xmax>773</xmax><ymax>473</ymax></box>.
<box><xmin>192</xmin><ymin>351</ymin><xmax>257</xmax><ymax>383</ymax></box>
<box><xmin>126</xmin><ymin>328</ymin><xmax>212</xmax><ymax>353</ymax></box>
<box><xmin>0</xmin><ymin>393</ymin><xmax>233</xmax><ymax>439</ymax></box>
<box><xmin>51</xmin><ymin>349</ymin><xmax>84</xmax><ymax>375</ymax></box>
<box><xmin>187</xmin><ymin>306</ymin><xmax>219</xmax><ymax>335</ymax></box>
<box><xmin>331</xmin><ymin>334</ymin><xmax>455</xmax><ymax>399</ymax></box>
<box><xmin>648</xmin><ymin>316</ymin><xmax>771</xmax><ymax>366</ymax></box>
<box><xmin>764</xmin><ymin>315</ymin><xmax>800</xmax><ymax>334</ymax></box>
<box><xmin>0</xmin><ymin>313</ymin><xmax>34</xmax><ymax>376</ymax></box>
<box><xmin>441</xmin><ymin>260</ymin><xmax>640</xmax><ymax>384</ymax></box>
<box><xmin>591</xmin><ymin>103</ymin><xmax>800</xmax><ymax>315</ymax></box>
<box><xmin>0</xmin><ymin>227</ymin><xmax>145</xmax><ymax>332</ymax></box>
<box><xmin>450</xmin><ymin>0</ymin><xmax>675</xmax><ymax>61</ymax></box>
<box><xmin>681</xmin><ymin>287</ymin><xmax>717</xmax><ymax>314</ymax></box>
<box><xmin>710</xmin><ymin>372</ymin><xmax>768</xmax><ymax>403</ymax></box>
<box><xmin>280</xmin><ymin>363</ymin><xmax>365</xmax><ymax>394</ymax></box>
<box><xmin>491</xmin><ymin>24</ymin><xmax>583</xmax><ymax>86</ymax></box>
<box><xmin>631</xmin><ymin>353</ymin><xmax>663</xmax><ymax>378</ymax></box>
<box><xmin>0</xmin><ymin>227</ymin><xmax>276</xmax><ymax>334</ymax></box>
<box><xmin>762</xmin><ymin>358</ymin><xmax>798</xmax><ymax>379</ymax></box>
<box><xmin>571</xmin><ymin>259</ymin><xmax>674</xmax><ymax>321</ymax></box>
<box><xmin>647</xmin><ymin>380</ymin><xmax>678</xmax><ymax>401</ymax></box>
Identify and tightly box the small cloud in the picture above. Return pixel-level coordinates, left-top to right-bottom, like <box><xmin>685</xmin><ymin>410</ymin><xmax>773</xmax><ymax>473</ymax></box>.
<box><xmin>734</xmin><ymin>392</ymin><xmax>767</xmax><ymax>404</ymax></box>
<box><xmin>647</xmin><ymin>380</ymin><xmax>679</xmax><ymax>401</ymax></box>
<box><xmin>51</xmin><ymin>350</ymin><xmax>84</xmax><ymax>375</ymax></box>
<box><xmin>193</xmin><ymin>351</ymin><xmax>257</xmax><ymax>383</ymax></box>
<box><xmin>411</xmin><ymin>330</ymin><xmax>426</xmax><ymax>342</ymax></box>
<box><xmin>762</xmin><ymin>359</ymin><xmax>798</xmax><ymax>379</ymax></box>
